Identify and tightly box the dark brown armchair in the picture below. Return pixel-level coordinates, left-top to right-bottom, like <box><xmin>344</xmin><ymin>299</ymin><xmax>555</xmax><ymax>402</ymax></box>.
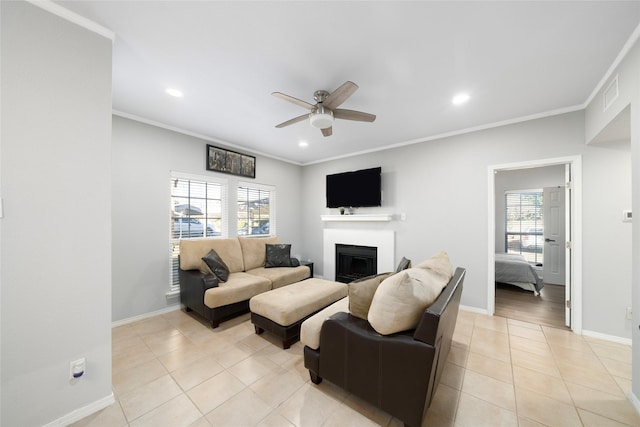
<box><xmin>303</xmin><ymin>267</ymin><xmax>465</xmax><ymax>427</ymax></box>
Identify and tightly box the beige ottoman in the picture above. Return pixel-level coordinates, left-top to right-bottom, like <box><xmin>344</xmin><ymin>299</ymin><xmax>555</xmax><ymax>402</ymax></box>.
<box><xmin>249</xmin><ymin>278</ymin><xmax>348</xmax><ymax>349</ymax></box>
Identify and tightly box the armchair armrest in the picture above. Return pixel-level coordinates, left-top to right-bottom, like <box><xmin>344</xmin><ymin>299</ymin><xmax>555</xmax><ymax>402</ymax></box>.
<box><xmin>179</xmin><ymin>268</ymin><xmax>217</xmax><ymax>311</ymax></box>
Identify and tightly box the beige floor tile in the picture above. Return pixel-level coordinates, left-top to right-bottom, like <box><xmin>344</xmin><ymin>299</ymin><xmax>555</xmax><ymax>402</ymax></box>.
<box><xmin>517</xmin><ymin>417</ymin><xmax>546</xmax><ymax>427</ymax></box>
<box><xmin>158</xmin><ymin>341</ymin><xmax>208</xmax><ymax>372</ymax></box>
<box><xmin>207</xmin><ymin>341</ymin><xmax>255</xmax><ymax>369</ymax></box>
<box><xmin>129</xmin><ymin>394</ymin><xmax>202</xmax><ymax>427</ymax></box>
<box><xmin>321</xmin><ymin>400</ymin><xmax>386</xmax><ymax>427</ymax></box>
<box><xmin>426</xmin><ymin>383</ymin><xmax>459</xmax><ymax>423</ymax></box>
<box><xmin>508</xmin><ymin>324</ymin><xmax>547</xmax><ymax>342</ymax></box>
<box><xmin>118</xmin><ymin>374</ymin><xmax>183</xmax><ymax>422</ymax></box>
<box><xmin>466</xmin><ymin>351</ymin><xmax>513</xmax><ymax>384</ymax></box>
<box><xmin>556</xmin><ymin>361</ymin><xmax>624</xmax><ymax>396</ymax></box>
<box><xmin>448</xmin><ymin>342</ymin><xmax>469</xmax><ymax>367</ymax></box>
<box><xmin>227</xmin><ymin>353</ymin><xmax>282</xmax><ymax>385</ymax></box>
<box><xmin>112</xmin><ymin>324</ymin><xmax>137</xmax><ymax>342</ymax></box>
<box><xmin>510</xmin><ymin>347</ymin><xmax>561</xmax><ymax>378</ymax></box>
<box><xmin>612</xmin><ymin>375</ymin><xmax>632</xmax><ymax>395</ymax></box>
<box><xmin>170</xmin><ymin>354</ymin><xmax>226</xmax><ymax>391</ymax></box>
<box><xmin>255</xmin><ymin>411</ymin><xmax>296</xmax><ymax>427</ymax></box>
<box><xmin>461</xmin><ymin>370</ymin><xmax>515</xmax><ymax>411</ymax></box>
<box><xmin>253</xmin><ymin>341</ymin><xmax>301</xmax><ymax>367</ymax></box>
<box><xmin>187</xmin><ymin>416</ymin><xmax>212</xmax><ymax>427</ymax></box>
<box><xmin>507</xmin><ymin>318</ymin><xmax>542</xmax><ymax>331</ymax></box>
<box><xmin>440</xmin><ymin>362</ymin><xmax>466</xmax><ymax>390</ymax></box>
<box><xmin>143</xmin><ymin>329</ymin><xmax>194</xmax><ymax>357</ymax></box>
<box><xmin>566</xmin><ymin>381</ymin><xmax>640</xmax><ymax>426</ymax></box>
<box><xmin>599</xmin><ymin>356</ymin><xmax>632</xmax><ymax>380</ymax></box>
<box><xmin>551</xmin><ymin>343</ymin><xmax>601</xmax><ymax>365</ymax></box>
<box><xmin>129</xmin><ymin>316</ymin><xmax>175</xmax><ymax>337</ymax></box>
<box><xmin>205</xmin><ymin>387</ymin><xmax>272</xmax><ymax>426</ymax></box>
<box><xmin>470</xmin><ymin>328</ymin><xmax>511</xmax><ymax>363</ymax></box>
<box><xmin>474</xmin><ymin>314</ymin><xmax>509</xmax><ymax>333</ymax></box>
<box><xmin>577</xmin><ymin>408</ymin><xmax>637</xmax><ymax>427</ymax></box>
<box><xmin>277</xmin><ymin>383</ymin><xmax>343</xmax><ymax>427</ymax></box>
<box><xmin>112</xmin><ymin>342</ymin><xmax>157</xmax><ymax>374</ymax></box>
<box><xmin>340</xmin><ymin>393</ymin><xmax>393</xmax><ymax>426</ymax></box>
<box><xmin>112</xmin><ymin>334</ymin><xmax>145</xmax><ymax>354</ymax></box>
<box><xmin>112</xmin><ymin>358</ymin><xmax>168</xmax><ymax>396</ymax></box>
<box><xmin>454</xmin><ymin>392</ymin><xmax>518</xmax><ymax>427</ymax></box>
<box><xmin>509</xmin><ymin>335</ymin><xmax>552</xmax><ymax>357</ymax></box>
<box><xmin>69</xmin><ymin>401</ymin><xmax>128</xmax><ymax>427</ymax></box>
<box><xmin>186</xmin><ymin>371</ymin><xmax>246</xmax><ymax>414</ymax></box>
<box><xmin>515</xmin><ymin>387</ymin><xmax>582</xmax><ymax>427</ymax></box>
<box><xmin>586</xmin><ymin>339</ymin><xmax>632</xmax><ymax>363</ymax></box>
<box><xmin>512</xmin><ymin>365</ymin><xmax>572</xmax><ymax>405</ymax></box>
<box><xmin>249</xmin><ymin>367</ymin><xmax>306</xmax><ymax>408</ymax></box>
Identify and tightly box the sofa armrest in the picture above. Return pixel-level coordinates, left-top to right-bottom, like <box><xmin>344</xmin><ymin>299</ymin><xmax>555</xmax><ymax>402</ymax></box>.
<box><xmin>180</xmin><ymin>268</ymin><xmax>217</xmax><ymax>310</ymax></box>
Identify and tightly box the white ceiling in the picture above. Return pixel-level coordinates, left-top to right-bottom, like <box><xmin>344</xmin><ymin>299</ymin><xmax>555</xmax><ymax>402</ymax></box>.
<box><xmin>56</xmin><ymin>1</ymin><xmax>640</xmax><ymax>165</ymax></box>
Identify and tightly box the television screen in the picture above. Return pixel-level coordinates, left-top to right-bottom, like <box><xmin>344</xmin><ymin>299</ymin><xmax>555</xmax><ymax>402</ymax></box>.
<box><xmin>326</xmin><ymin>167</ymin><xmax>382</xmax><ymax>208</ymax></box>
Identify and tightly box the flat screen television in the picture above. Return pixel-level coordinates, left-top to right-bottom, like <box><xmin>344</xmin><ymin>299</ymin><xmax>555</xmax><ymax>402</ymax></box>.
<box><xmin>326</xmin><ymin>167</ymin><xmax>382</xmax><ymax>208</ymax></box>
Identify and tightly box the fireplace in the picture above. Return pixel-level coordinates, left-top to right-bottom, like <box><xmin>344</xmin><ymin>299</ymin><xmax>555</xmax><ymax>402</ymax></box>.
<box><xmin>335</xmin><ymin>244</ymin><xmax>377</xmax><ymax>283</ymax></box>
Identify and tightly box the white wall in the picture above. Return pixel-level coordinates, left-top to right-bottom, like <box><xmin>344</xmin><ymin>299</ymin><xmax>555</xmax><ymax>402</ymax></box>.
<box><xmin>1</xmin><ymin>2</ymin><xmax>113</xmax><ymax>426</ymax></box>
<box><xmin>301</xmin><ymin>110</ymin><xmax>633</xmax><ymax>340</ymax></box>
<box><xmin>494</xmin><ymin>165</ymin><xmax>566</xmax><ymax>252</ymax></box>
<box><xmin>111</xmin><ymin>116</ymin><xmax>305</xmax><ymax>322</ymax></box>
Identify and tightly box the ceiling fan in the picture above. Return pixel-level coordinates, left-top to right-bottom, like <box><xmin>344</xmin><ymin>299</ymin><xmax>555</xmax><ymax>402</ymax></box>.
<box><xmin>272</xmin><ymin>81</ymin><xmax>376</xmax><ymax>137</ymax></box>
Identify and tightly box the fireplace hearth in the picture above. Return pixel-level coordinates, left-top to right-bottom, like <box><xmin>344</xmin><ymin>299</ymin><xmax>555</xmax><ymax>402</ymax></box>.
<box><xmin>335</xmin><ymin>244</ymin><xmax>377</xmax><ymax>283</ymax></box>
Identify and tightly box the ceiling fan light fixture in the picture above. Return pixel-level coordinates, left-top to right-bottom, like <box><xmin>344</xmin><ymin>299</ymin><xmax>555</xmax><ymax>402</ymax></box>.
<box><xmin>309</xmin><ymin>105</ymin><xmax>334</xmax><ymax>129</ymax></box>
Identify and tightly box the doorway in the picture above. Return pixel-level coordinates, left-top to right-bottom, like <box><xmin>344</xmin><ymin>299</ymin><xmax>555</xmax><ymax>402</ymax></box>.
<box><xmin>487</xmin><ymin>156</ymin><xmax>583</xmax><ymax>333</ymax></box>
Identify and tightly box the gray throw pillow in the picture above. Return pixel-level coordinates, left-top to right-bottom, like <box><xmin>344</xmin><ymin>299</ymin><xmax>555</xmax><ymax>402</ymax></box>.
<box><xmin>348</xmin><ymin>272</ymin><xmax>393</xmax><ymax>320</ymax></box>
<box><xmin>395</xmin><ymin>256</ymin><xmax>412</xmax><ymax>273</ymax></box>
<box><xmin>265</xmin><ymin>243</ymin><xmax>292</xmax><ymax>268</ymax></box>
<box><xmin>202</xmin><ymin>249</ymin><xmax>230</xmax><ymax>282</ymax></box>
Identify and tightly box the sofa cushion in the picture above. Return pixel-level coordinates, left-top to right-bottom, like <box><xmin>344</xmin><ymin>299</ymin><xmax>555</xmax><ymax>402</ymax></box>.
<box><xmin>300</xmin><ymin>297</ymin><xmax>349</xmax><ymax>350</ymax></box>
<box><xmin>367</xmin><ymin>267</ymin><xmax>449</xmax><ymax>335</ymax></box>
<box><xmin>348</xmin><ymin>272</ymin><xmax>393</xmax><ymax>320</ymax></box>
<box><xmin>238</xmin><ymin>236</ymin><xmax>279</xmax><ymax>271</ymax></box>
<box><xmin>246</xmin><ymin>265</ymin><xmax>310</xmax><ymax>289</ymax></box>
<box><xmin>202</xmin><ymin>249</ymin><xmax>230</xmax><ymax>282</ymax></box>
<box><xmin>203</xmin><ymin>272</ymin><xmax>271</xmax><ymax>308</ymax></box>
<box><xmin>416</xmin><ymin>250</ymin><xmax>453</xmax><ymax>281</ymax></box>
<box><xmin>265</xmin><ymin>243</ymin><xmax>292</xmax><ymax>267</ymax></box>
<box><xmin>180</xmin><ymin>238</ymin><xmax>245</xmax><ymax>274</ymax></box>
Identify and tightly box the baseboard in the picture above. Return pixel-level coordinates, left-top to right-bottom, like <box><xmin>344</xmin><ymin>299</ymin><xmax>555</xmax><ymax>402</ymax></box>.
<box><xmin>581</xmin><ymin>329</ymin><xmax>632</xmax><ymax>346</ymax></box>
<box><xmin>460</xmin><ymin>304</ymin><xmax>489</xmax><ymax>315</ymax></box>
<box><xmin>42</xmin><ymin>392</ymin><xmax>115</xmax><ymax>427</ymax></box>
<box><xmin>112</xmin><ymin>304</ymin><xmax>181</xmax><ymax>328</ymax></box>
<box><xmin>628</xmin><ymin>390</ymin><xmax>640</xmax><ymax>416</ymax></box>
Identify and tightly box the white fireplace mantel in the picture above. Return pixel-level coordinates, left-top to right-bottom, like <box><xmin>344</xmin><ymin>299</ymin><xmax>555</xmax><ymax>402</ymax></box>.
<box><xmin>321</xmin><ymin>213</ymin><xmax>393</xmax><ymax>222</ymax></box>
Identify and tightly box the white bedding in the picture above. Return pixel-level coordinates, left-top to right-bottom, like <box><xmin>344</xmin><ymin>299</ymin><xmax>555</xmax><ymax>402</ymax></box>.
<box><xmin>495</xmin><ymin>253</ymin><xmax>543</xmax><ymax>295</ymax></box>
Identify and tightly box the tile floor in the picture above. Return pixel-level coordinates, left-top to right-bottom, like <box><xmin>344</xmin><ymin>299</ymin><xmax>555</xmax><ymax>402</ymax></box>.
<box><xmin>72</xmin><ymin>309</ymin><xmax>639</xmax><ymax>427</ymax></box>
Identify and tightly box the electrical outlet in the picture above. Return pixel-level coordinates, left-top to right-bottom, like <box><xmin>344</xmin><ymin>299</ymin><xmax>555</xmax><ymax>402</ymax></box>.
<box><xmin>70</xmin><ymin>357</ymin><xmax>86</xmax><ymax>380</ymax></box>
<box><xmin>626</xmin><ymin>307</ymin><xmax>633</xmax><ymax>320</ymax></box>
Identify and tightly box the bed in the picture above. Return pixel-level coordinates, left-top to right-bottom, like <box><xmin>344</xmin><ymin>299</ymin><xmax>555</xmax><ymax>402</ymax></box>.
<box><xmin>495</xmin><ymin>253</ymin><xmax>543</xmax><ymax>295</ymax></box>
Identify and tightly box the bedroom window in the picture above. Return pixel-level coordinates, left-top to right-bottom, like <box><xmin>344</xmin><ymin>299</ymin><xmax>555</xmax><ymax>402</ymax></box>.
<box><xmin>170</xmin><ymin>172</ymin><xmax>227</xmax><ymax>291</ymax></box>
<box><xmin>237</xmin><ymin>183</ymin><xmax>275</xmax><ymax>237</ymax></box>
<box><xmin>505</xmin><ymin>191</ymin><xmax>543</xmax><ymax>264</ymax></box>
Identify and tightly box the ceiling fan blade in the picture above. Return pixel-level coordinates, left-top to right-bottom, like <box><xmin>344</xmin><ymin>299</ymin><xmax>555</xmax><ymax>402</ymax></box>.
<box><xmin>275</xmin><ymin>113</ymin><xmax>309</xmax><ymax>128</ymax></box>
<box><xmin>272</xmin><ymin>92</ymin><xmax>314</xmax><ymax>110</ymax></box>
<box><xmin>333</xmin><ymin>109</ymin><xmax>376</xmax><ymax>122</ymax></box>
<box><xmin>321</xmin><ymin>127</ymin><xmax>333</xmax><ymax>137</ymax></box>
<box><xmin>323</xmin><ymin>81</ymin><xmax>358</xmax><ymax>110</ymax></box>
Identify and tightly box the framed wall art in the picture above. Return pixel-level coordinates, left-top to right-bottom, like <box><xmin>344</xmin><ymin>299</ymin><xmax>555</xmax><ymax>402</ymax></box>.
<box><xmin>206</xmin><ymin>144</ymin><xmax>255</xmax><ymax>178</ymax></box>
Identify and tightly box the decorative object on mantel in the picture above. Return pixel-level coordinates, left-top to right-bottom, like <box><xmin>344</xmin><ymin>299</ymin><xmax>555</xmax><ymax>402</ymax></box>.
<box><xmin>206</xmin><ymin>144</ymin><xmax>255</xmax><ymax>178</ymax></box>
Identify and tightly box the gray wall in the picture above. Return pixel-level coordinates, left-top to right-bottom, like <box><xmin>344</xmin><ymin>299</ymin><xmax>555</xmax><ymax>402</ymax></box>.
<box><xmin>111</xmin><ymin>116</ymin><xmax>305</xmax><ymax>321</ymax></box>
<box><xmin>301</xmin><ymin>110</ymin><xmax>633</xmax><ymax>341</ymax></box>
<box><xmin>586</xmin><ymin>38</ymin><xmax>640</xmax><ymax>408</ymax></box>
<box><xmin>494</xmin><ymin>165</ymin><xmax>566</xmax><ymax>253</ymax></box>
<box><xmin>1</xmin><ymin>2</ymin><xmax>113</xmax><ymax>425</ymax></box>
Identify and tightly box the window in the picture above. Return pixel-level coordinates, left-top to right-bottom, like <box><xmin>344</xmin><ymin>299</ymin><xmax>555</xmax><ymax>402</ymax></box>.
<box><xmin>237</xmin><ymin>183</ymin><xmax>275</xmax><ymax>237</ymax></box>
<box><xmin>505</xmin><ymin>191</ymin><xmax>543</xmax><ymax>264</ymax></box>
<box><xmin>170</xmin><ymin>173</ymin><xmax>227</xmax><ymax>291</ymax></box>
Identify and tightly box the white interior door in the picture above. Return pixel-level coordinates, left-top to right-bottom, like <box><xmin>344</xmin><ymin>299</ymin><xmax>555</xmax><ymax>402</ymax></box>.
<box><xmin>543</xmin><ymin>186</ymin><xmax>566</xmax><ymax>286</ymax></box>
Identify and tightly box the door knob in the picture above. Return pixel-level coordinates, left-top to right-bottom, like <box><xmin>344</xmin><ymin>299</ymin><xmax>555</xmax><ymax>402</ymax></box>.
<box><xmin>545</xmin><ymin>238</ymin><xmax>555</xmax><ymax>242</ymax></box>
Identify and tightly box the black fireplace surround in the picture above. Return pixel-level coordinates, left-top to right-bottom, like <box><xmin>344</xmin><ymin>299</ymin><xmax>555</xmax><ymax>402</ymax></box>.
<box><xmin>335</xmin><ymin>244</ymin><xmax>377</xmax><ymax>283</ymax></box>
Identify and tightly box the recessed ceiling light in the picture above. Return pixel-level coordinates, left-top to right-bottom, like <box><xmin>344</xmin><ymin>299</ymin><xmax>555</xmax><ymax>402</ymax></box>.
<box><xmin>452</xmin><ymin>93</ymin><xmax>470</xmax><ymax>105</ymax></box>
<box><xmin>298</xmin><ymin>141</ymin><xmax>308</xmax><ymax>148</ymax></box>
<box><xmin>166</xmin><ymin>88</ymin><xmax>183</xmax><ymax>98</ymax></box>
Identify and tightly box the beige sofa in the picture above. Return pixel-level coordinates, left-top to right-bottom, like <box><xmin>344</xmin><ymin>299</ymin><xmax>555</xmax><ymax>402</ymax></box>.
<box><xmin>179</xmin><ymin>236</ymin><xmax>311</xmax><ymax>327</ymax></box>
